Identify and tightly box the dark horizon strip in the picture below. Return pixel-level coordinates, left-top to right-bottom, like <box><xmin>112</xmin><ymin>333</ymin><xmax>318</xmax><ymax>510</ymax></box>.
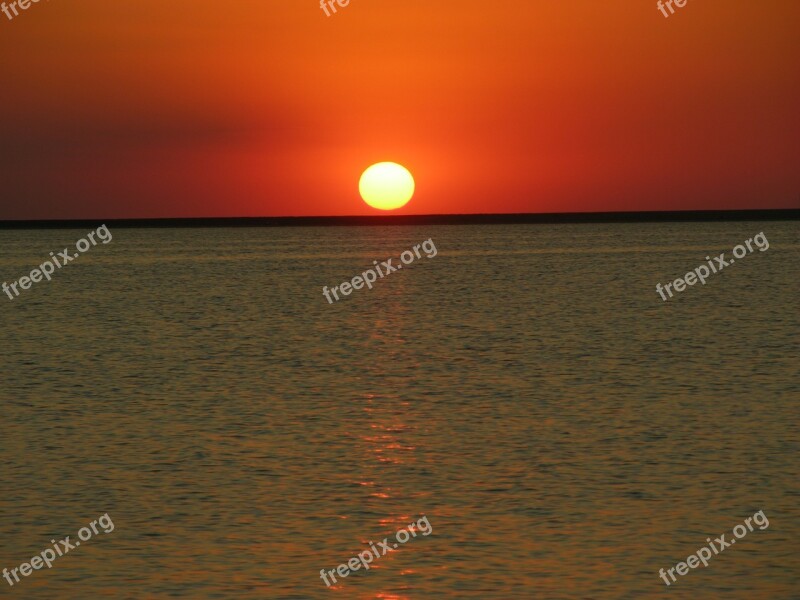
<box><xmin>0</xmin><ymin>209</ymin><xmax>798</xmax><ymax>230</ymax></box>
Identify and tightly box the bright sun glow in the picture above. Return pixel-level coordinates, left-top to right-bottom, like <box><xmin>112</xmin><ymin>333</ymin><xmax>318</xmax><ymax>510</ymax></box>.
<box><xmin>359</xmin><ymin>162</ymin><xmax>415</xmax><ymax>211</ymax></box>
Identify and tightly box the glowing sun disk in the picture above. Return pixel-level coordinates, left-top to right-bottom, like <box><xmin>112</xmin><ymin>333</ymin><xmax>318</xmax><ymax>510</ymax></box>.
<box><xmin>359</xmin><ymin>162</ymin><xmax>415</xmax><ymax>210</ymax></box>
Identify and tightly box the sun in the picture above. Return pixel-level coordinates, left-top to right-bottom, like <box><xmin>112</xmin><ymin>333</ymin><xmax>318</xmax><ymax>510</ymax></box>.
<box><xmin>359</xmin><ymin>162</ymin><xmax>415</xmax><ymax>211</ymax></box>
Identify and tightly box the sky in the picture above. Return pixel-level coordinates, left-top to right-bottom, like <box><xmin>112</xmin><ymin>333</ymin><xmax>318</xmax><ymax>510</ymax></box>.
<box><xmin>0</xmin><ymin>0</ymin><xmax>798</xmax><ymax>219</ymax></box>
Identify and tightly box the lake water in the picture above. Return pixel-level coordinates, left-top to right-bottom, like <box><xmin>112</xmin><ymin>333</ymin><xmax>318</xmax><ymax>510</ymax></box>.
<box><xmin>1</xmin><ymin>221</ymin><xmax>798</xmax><ymax>598</ymax></box>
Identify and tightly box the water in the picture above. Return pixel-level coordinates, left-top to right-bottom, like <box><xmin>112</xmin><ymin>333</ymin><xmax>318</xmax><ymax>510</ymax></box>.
<box><xmin>1</xmin><ymin>222</ymin><xmax>798</xmax><ymax>598</ymax></box>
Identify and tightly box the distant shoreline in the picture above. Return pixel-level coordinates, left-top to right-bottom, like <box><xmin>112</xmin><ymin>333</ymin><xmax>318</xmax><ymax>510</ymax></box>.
<box><xmin>1</xmin><ymin>209</ymin><xmax>798</xmax><ymax>229</ymax></box>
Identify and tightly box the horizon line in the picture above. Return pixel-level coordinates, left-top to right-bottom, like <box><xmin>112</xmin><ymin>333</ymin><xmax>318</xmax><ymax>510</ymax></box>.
<box><xmin>1</xmin><ymin>208</ymin><xmax>798</xmax><ymax>229</ymax></box>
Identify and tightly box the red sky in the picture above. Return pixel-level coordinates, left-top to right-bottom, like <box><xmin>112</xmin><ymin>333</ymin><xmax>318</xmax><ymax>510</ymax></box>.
<box><xmin>0</xmin><ymin>0</ymin><xmax>798</xmax><ymax>219</ymax></box>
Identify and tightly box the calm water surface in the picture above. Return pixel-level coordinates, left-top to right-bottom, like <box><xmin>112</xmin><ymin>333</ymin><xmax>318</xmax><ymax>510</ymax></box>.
<box><xmin>1</xmin><ymin>222</ymin><xmax>798</xmax><ymax>598</ymax></box>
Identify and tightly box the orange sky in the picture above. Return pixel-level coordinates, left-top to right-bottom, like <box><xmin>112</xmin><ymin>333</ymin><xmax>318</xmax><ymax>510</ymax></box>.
<box><xmin>0</xmin><ymin>0</ymin><xmax>798</xmax><ymax>219</ymax></box>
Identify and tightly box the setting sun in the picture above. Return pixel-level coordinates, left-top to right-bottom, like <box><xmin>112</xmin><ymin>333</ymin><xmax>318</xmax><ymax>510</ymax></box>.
<box><xmin>359</xmin><ymin>162</ymin><xmax>415</xmax><ymax>211</ymax></box>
